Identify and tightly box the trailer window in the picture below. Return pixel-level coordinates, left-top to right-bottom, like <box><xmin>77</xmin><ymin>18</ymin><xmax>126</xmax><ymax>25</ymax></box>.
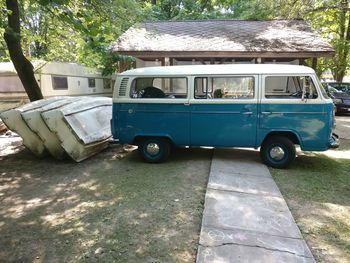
<box><xmin>195</xmin><ymin>76</ymin><xmax>254</xmax><ymax>99</ymax></box>
<box><xmin>131</xmin><ymin>77</ymin><xmax>187</xmax><ymax>99</ymax></box>
<box><xmin>103</xmin><ymin>79</ymin><xmax>111</xmax><ymax>89</ymax></box>
<box><xmin>265</xmin><ymin>76</ymin><xmax>318</xmax><ymax>99</ymax></box>
<box><xmin>88</xmin><ymin>78</ymin><xmax>96</xmax><ymax>88</ymax></box>
<box><xmin>52</xmin><ymin>76</ymin><xmax>68</xmax><ymax>90</ymax></box>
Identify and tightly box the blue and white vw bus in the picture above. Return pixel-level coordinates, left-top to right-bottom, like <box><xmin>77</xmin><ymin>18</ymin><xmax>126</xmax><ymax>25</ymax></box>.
<box><xmin>111</xmin><ymin>64</ymin><xmax>339</xmax><ymax>168</ymax></box>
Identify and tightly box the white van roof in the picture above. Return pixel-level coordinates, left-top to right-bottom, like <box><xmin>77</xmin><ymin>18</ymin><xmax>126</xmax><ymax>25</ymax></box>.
<box><xmin>119</xmin><ymin>64</ymin><xmax>315</xmax><ymax>76</ymax></box>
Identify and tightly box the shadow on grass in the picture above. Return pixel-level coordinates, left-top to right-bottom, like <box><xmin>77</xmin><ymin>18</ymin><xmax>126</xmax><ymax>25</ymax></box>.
<box><xmin>270</xmin><ymin>139</ymin><xmax>350</xmax><ymax>262</ymax></box>
<box><xmin>0</xmin><ymin>145</ymin><xmax>213</xmax><ymax>262</ymax></box>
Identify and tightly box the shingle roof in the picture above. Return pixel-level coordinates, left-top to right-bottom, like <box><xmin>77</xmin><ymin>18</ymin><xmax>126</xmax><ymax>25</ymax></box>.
<box><xmin>112</xmin><ymin>20</ymin><xmax>334</xmax><ymax>56</ymax></box>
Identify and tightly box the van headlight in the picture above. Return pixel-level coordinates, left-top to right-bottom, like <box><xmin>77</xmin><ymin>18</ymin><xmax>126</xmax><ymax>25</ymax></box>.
<box><xmin>333</xmin><ymin>98</ymin><xmax>343</xmax><ymax>104</ymax></box>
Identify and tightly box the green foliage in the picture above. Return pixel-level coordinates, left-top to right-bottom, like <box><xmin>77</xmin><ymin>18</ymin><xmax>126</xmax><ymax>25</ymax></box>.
<box><xmin>1</xmin><ymin>0</ymin><xmax>350</xmax><ymax>79</ymax></box>
<box><xmin>1</xmin><ymin>0</ymin><xmax>143</xmax><ymax>72</ymax></box>
<box><xmin>142</xmin><ymin>0</ymin><xmax>236</xmax><ymax>20</ymax></box>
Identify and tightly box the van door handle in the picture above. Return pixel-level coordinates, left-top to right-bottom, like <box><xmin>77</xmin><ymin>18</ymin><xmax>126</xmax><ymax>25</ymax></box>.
<box><xmin>261</xmin><ymin>111</ymin><xmax>272</xmax><ymax>115</ymax></box>
<box><xmin>184</xmin><ymin>102</ymin><xmax>190</xmax><ymax>106</ymax></box>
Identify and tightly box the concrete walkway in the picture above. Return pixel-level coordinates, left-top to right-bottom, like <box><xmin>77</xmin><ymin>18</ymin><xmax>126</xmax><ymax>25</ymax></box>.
<box><xmin>196</xmin><ymin>149</ymin><xmax>315</xmax><ymax>263</ymax></box>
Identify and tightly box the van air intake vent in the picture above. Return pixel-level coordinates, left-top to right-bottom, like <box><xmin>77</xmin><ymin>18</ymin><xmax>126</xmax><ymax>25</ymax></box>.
<box><xmin>119</xmin><ymin>78</ymin><xmax>129</xmax><ymax>96</ymax></box>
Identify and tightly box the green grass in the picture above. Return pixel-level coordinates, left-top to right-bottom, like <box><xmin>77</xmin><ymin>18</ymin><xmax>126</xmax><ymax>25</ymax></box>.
<box><xmin>270</xmin><ymin>141</ymin><xmax>350</xmax><ymax>263</ymax></box>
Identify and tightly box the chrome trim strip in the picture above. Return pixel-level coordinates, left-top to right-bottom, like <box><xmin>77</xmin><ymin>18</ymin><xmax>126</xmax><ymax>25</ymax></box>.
<box><xmin>119</xmin><ymin>109</ymin><xmax>188</xmax><ymax>114</ymax></box>
<box><xmin>260</xmin><ymin>112</ymin><xmax>327</xmax><ymax>115</ymax></box>
<box><xmin>191</xmin><ymin>111</ymin><xmax>242</xmax><ymax>114</ymax></box>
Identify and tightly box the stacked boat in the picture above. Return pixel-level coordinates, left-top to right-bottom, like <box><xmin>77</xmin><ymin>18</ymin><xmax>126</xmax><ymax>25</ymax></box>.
<box><xmin>0</xmin><ymin>96</ymin><xmax>112</xmax><ymax>162</ymax></box>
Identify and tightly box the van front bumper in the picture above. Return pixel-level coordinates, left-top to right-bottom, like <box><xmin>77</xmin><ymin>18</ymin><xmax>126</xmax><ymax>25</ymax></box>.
<box><xmin>329</xmin><ymin>133</ymin><xmax>340</xmax><ymax>149</ymax></box>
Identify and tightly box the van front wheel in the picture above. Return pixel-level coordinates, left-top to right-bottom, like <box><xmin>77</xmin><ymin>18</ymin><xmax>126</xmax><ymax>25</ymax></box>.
<box><xmin>138</xmin><ymin>138</ymin><xmax>171</xmax><ymax>163</ymax></box>
<box><xmin>260</xmin><ymin>136</ymin><xmax>296</xmax><ymax>169</ymax></box>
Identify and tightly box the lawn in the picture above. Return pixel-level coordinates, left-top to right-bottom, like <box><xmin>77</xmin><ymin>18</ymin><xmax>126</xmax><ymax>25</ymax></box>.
<box><xmin>270</xmin><ymin>139</ymin><xmax>350</xmax><ymax>263</ymax></box>
<box><xmin>0</xmin><ymin>145</ymin><xmax>212</xmax><ymax>262</ymax></box>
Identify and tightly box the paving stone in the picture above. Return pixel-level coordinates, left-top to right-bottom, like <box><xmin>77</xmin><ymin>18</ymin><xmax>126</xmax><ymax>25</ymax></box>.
<box><xmin>208</xmin><ymin>169</ymin><xmax>282</xmax><ymax>197</ymax></box>
<box><xmin>202</xmin><ymin>189</ymin><xmax>302</xmax><ymax>238</ymax></box>
<box><xmin>197</xmin><ymin>243</ymin><xmax>315</xmax><ymax>263</ymax></box>
<box><xmin>211</xmin><ymin>149</ymin><xmax>271</xmax><ymax>178</ymax></box>
<box><xmin>196</xmin><ymin>149</ymin><xmax>315</xmax><ymax>263</ymax></box>
<box><xmin>199</xmin><ymin>226</ymin><xmax>313</xmax><ymax>258</ymax></box>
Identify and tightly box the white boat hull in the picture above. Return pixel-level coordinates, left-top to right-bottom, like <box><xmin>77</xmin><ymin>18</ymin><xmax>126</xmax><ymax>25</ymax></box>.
<box><xmin>41</xmin><ymin>97</ymin><xmax>112</xmax><ymax>162</ymax></box>
<box><xmin>0</xmin><ymin>97</ymin><xmax>66</xmax><ymax>156</ymax></box>
<box><xmin>1</xmin><ymin>96</ymin><xmax>113</xmax><ymax>162</ymax></box>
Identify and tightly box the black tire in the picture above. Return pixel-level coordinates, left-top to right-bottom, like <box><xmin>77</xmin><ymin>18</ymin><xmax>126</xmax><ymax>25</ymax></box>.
<box><xmin>138</xmin><ymin>137</ymin><xmax>171</xmax><ymax>163</ymax></box>
<box><xmin>260</xmin><ymin>136</ymin><xmax>296</xmax><ymax>169</ymax></box>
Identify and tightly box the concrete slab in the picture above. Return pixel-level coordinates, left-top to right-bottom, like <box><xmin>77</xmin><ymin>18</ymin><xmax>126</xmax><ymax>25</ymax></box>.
<box><xmin>335</xmin><ymin>116</ymin><xmax>350</xmax><ymax>139</ymax></box>
<box><xmin>196</xmin><ymin>148</ymin><xmax>315</xmax><ymax>262</ymax></box>
<box><xmin>202</xmin><ymin>189</ymin><xmax>302</xmax><ymax>238</ymax></box>
<box><xmin>208</xmin><ymin>170</ymin><xmax>282</xmax><ymax>197</ymax></box>
<box><xmin>199</xmin><ymin>226</ymin><xmax>313</xmax><ymax>258</ymax></box>
<box><xmin>211</xmin><ymin>149</ymin><xmax>271</xmax><ymax>178</ymax></box>
<box><xmin>197</xmin><ymin>244</ymin><xmax>315</xmax><ymax>263</ymax></box>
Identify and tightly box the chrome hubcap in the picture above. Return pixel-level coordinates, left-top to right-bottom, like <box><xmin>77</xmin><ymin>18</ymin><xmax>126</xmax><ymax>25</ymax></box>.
<box><xmin>146</xmin><ymin>143</ymin><xmax>160</xmax><ymax>155</ymax></box>
<box><xmin>269</xmin><ymin>146</ymin><xmax>285</xmax><ymax>161</ymax></box>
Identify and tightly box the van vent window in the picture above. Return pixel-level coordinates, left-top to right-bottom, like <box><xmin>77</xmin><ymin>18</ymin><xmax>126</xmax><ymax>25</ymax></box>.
<box><xmin>119</xmin><ymin>78</ymin><xmax>129</xmax><ymax>96</ymax></box>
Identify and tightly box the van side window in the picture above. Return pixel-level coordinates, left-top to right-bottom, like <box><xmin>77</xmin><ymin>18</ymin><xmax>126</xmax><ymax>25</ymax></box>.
<box><xmin>265</xmin><ymin>76</ymin><xmax>318</xmax><ymax>99</ymax></box>
<box><xmin>195</xmin><ymin>77</ymin><xmax>254</xmax><ymax>99</ymax></box>
<box><xmin>131</xmin><ymin>77</ymin><xmax>187</xmax><ymax>99</ymax></box>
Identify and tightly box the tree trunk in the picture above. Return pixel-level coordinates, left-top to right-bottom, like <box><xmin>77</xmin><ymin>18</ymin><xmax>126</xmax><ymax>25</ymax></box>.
<box><xmin>336</xmin><ymin>0</ymin><xmax>350</xmax><ymax>83</ymax></box>
<box><xmin>4</xmin><ymin>0</ymin><xmax>43</xmax><ymax>101</ymax></box>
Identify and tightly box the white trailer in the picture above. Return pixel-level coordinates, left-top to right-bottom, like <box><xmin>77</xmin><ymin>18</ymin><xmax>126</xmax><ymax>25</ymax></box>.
<box><xmin>0</xmin><ymin>61</ymin><xmax>116</xmax><ymax>100</ymax></box>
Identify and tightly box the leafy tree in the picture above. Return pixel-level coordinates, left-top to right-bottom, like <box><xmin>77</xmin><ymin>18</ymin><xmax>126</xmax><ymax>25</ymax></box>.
<box><xmin>1</xmin><ymin>0</ymin><xmax>142</xmax><ymax>101</ymax></box>
<box><xmin>228</xmin><ymin>0</ymin><xmax>350</xmax><ymax>81</ymax></box>
<box><xmin>3</xmin><ymin>0</ymin><xmax>43</xmax><ymax>101</ymax></box>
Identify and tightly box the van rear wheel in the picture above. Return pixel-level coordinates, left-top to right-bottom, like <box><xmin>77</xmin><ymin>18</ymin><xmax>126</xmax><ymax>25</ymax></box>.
<box><xmin>260</xmin><ymin>136</ymin><xmax>296</xmax><ymax>169</ymax></box>
<box><xmin>138</xmin><ymin>137</ymin><xmax>171</xmax><ymax>163</ymax></box>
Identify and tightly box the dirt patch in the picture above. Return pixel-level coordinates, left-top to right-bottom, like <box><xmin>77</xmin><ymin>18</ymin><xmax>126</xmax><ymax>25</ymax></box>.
<box><xmin>0</xmin><ymin>144</ymin><xmax>212</xmax><ymax>262</ymax></box>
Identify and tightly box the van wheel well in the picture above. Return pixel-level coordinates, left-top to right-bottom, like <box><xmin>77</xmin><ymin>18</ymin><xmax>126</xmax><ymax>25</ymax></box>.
<box><xmin>134</xmin><ymin>136</ymin><xmax>172</xmax><ymax>163</ymax></box>
<box><xmin>263</xmin><ymin>132</ymin><xmax>300</xmax><ymax>145</ymax></box>
<box><xmin>133</xmin><ymin>136</ymin><xmax>173</xmax><ymax>146</ymax></box>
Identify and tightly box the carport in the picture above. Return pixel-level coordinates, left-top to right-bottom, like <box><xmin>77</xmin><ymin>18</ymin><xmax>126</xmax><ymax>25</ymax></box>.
<box><xmin>112</xmin><ymin>19</ymin><xmax>334</xmax><ymax>70</ymax></box>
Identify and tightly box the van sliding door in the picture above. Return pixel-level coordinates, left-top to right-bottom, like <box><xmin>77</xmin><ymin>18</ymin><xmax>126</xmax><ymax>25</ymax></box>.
<box><xmin>189</xmin><ymin>75</ymin><xmax>258</xmax><ymax>147</ymax></box>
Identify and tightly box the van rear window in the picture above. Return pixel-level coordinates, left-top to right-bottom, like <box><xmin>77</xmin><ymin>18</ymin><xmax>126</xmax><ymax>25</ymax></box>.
<box><xmin>130</xmin><ymin>77</ymin><xmax>187</xmax><ymax>99</ymax></box>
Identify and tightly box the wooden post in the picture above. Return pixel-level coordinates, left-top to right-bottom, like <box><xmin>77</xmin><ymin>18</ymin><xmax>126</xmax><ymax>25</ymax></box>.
<box><xmin>312</xmin><ymin>58</ymin><xmax>317</xmax><ymax>70</ymax></box>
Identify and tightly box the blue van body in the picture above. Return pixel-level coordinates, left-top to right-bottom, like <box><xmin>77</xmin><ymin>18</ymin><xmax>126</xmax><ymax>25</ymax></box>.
<box><xmin>111</xmin><ymin>64</ymin><xmax>338</xmax><ymax>168</ymax></box>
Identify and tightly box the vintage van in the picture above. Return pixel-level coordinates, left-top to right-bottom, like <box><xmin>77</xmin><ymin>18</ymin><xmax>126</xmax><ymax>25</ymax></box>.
<box><xmin>111</xmin><ymin>64</ymin><xmax>339</xmax><ymax>168</ymax></box>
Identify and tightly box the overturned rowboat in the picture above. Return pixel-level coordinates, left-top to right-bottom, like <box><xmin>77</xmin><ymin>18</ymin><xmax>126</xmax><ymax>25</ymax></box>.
<box><xmin>1</xmin><ymin>96</ymin><xmax>113</xmax><ymax>162</ymax></box>
<box><xmin>21</xmin><ymin>97</ymin><xmax>80</xmax><ymax>159</ymax></box>
<box><xmin>0</xmin><ymin>97</ymin><xmax>67</xmax><ymax>156</ymax></box>
<box><xmin>42</xmin><ymin>97</ymin><xmax>112</xmax><ymax>162</ymax></box>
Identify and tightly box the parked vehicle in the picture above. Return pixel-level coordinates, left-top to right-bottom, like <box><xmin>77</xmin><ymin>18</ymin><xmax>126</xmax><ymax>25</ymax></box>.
<box><xmin>0</xmin><ymin>61</ymin><xmax>115</xmax><ymax>100</ymax></box>
<box><xmin>323</xmin><ymin>82</ymin><xmax>350</xmax><ymax>113</ymax></box>
<box><xmin>111</xmin><ymin>64</ymin><xmax>339</xmax><ymax>168</ymax></box>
